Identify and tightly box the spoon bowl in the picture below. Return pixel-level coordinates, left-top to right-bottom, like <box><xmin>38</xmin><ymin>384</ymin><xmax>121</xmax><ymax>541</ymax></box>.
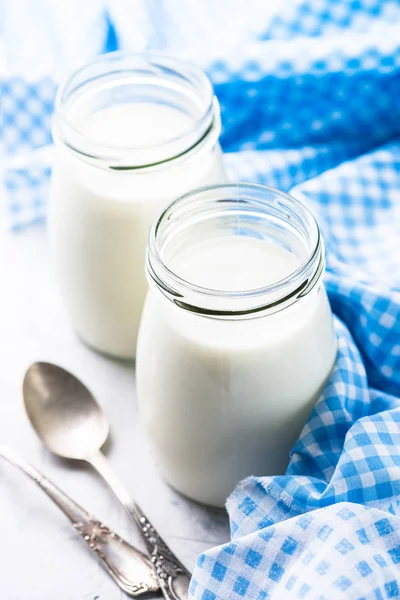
<box><xmin>23</xmin><ymin>362</ymin><xmax>109</xmax><ymax>460</ymax></box>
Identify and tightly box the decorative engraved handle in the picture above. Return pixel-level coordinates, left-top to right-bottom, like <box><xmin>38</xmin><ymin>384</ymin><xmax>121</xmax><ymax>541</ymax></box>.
<box><xmin>72</xmin><ymin>519</ymin><xmax>159</xmax><ymax>596</ymax></box>
<box><xmin>134</xmin><ymin>504</ymin><xmax>191</xmax><ymax>600</ymax></box>
<box><xmin>0</xmin><ymin>446</ymin><xmax>159</xmax><ymax>597</ymax></box>
<box><xmin>89</xmin><ymin>451</ymin><xmax>191</xmax><ymax>600</ymax></box>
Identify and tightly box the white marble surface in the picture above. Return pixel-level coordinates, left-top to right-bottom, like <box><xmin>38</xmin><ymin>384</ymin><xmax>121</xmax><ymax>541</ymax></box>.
<box><xmin>0</xmin><ymin>227</ymin><xmax>230</xmax><ymax>599</ymax></box>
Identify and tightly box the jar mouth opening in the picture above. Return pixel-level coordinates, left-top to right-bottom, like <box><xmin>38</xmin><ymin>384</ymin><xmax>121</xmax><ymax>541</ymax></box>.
<box><xmin>53</xmin><ymin>51</ymin><xmax>216</xmax><ymax>168</ymax></box>
<box><xmin>147</xmin><ymin>184</ymin><xmax>324</xmax><ymax>318</ymax></box>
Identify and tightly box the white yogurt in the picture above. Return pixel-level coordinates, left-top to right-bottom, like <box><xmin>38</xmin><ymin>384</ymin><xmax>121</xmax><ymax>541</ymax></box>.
<box><xmin>136</xmin><ymin>185</ymin><xmax>337</xmax><ymax>507</ymax></box>
<box><xmin>171</xmin><ymin>236</ymin><xmax>301</xmax><ymax>290</ymax></box>
<box><xmin>49</xmin><ymin>54</ymin><xmax>227</xmax><ymax>359</ymax></box>
<box><xmin>80</xmin><ymin>103</ymin><xmax>194</xmax><ymax>148</ymax></box>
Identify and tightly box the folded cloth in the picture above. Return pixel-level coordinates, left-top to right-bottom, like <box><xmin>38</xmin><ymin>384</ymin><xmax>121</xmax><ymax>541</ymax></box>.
<box><xmin>2</xmin><ymin>0</ymin><xmax>400</xmax><ymax>228</ymax></box>
<box><xmin>191</xmin><ymin>143</ymin><xmax>400</xmax><ymax>598</ymax></box>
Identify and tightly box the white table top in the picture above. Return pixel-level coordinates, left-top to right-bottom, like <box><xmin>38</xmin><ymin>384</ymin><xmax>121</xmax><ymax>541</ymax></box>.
<box><xmin>0</xmin><ymin>227</ymin><xmax>230</xmax><ymax>599</ymax></box>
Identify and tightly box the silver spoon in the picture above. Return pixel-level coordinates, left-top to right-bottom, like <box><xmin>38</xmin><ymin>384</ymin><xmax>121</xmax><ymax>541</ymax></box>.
<box><xmin>0</xmin><ymin>446</ymin><xmax>159</xmax><ymax>597</ymax></box>
<box><xmin>23</xmin><ymin>362</ymin><xmax>191</xmax><ymax>600</ymax></box>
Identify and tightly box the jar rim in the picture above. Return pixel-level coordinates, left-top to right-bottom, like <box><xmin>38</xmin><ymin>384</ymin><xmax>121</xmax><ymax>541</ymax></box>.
<box><xmin>52</xmin><ymin>51</ymin><xmax>217</xmax><ymax>169</ymax></box>
<box><xmin>147</xmin><ymin>183</ymin><xmax>325</xmax><ymax>319</ymax></box>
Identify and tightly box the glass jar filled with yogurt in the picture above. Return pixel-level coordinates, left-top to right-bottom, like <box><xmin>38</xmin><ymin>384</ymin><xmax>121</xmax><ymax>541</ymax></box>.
<box><xmin>137</xmin><ymin>183</ymin><xmax>337</xmax><ymax>507</ymax></box>
<box><xmin>48</xmin><ymin>52</ymin><xmax>227</xmax><ymax>359</ymax></box>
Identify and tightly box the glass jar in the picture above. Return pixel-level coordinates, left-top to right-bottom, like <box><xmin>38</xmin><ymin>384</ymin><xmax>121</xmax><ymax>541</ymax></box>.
<box><xmin>137</xmin><ymin>184</ymin><xmax>337</xmax><ymax>507</ymax></box>
<box><xmin>48</xmin><ymin>51</ymin><xmax>227</xmax><ymax>359</ymax></box>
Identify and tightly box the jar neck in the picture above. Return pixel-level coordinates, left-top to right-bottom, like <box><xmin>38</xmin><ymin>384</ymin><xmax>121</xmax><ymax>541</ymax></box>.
<box><xmin>147</xmin><ymin>184</ymin><xmax>325</xmax><ymax>320</ymax></box>
<box><xmin>52</xmin><ymin>51</ymin><xmax>218</xmax><ymax>170</ymax></box>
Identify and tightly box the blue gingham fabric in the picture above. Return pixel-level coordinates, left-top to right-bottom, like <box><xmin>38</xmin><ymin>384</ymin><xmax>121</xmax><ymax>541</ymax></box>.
<box><xmin>2</xmin><ymin>1</ymin><xmax>400</xmax><ymax>598</ymax></box>
<box><xmin>3</xmin><ymin>0</ymin><xmax>400</xmax><ymax>228</ymax></box>
<box><xmin>193</xmin><ymin>144</ymin><xmax>400</xmax><ymax>598</ymax></box>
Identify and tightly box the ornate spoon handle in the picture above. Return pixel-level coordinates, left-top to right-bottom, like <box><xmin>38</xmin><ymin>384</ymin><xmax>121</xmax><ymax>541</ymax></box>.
<box><xmin>89</xmin><ymin>450</ymin><xmax>191</xmax><ymax>600</ymax></box>
<box><xmin>0</xmin><ymin>446</ymin><xmax>159</xmax><ymax>597</ymax></box>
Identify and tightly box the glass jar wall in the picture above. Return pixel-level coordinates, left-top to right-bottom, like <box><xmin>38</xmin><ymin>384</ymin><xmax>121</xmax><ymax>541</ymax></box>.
<box><xmin>48</xmin><ymin>52</ymin><xmax>227</xmax><ymax>359</ymax></box>
<box><xmin>137</xmin><ymin>184</ymin><xmax>337</xmax><ymax>507</ymax></box>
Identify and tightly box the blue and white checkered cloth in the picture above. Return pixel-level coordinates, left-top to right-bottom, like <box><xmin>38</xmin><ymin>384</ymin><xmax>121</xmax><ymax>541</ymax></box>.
<box><xmin>193</xmin><ymin>144</ymin><xmax>400</xmax><ymax>599</ymax></box>
<box><xmin>2</xmin><ymin>1</ymin><xmax>400</xmax><ymax>597</ymax></box>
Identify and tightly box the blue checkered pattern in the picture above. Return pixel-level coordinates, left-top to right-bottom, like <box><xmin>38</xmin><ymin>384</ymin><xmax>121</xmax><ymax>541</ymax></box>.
<box><xmin>3</xmin><ymin>1</ymin><xmax>400</xmax><ymax>597</ymax></box>
<box><xmin>193</xmin><ymin>140</ymin><xmax>400</xmax><ymax>598</ymax></box>
<box><xmin>3</xmin><ymin>0</ymin><xmax>400</xmax><ymax>228</ymax></box>
<box><xmin>192</xmin><ymin>502</ymin><xmax>400</xmax><ymax>600</ymax></box>
<box><xmin>194</xmin><ymin>146</ymin><xmax>400</xmax><ymax>599</ymax></box>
